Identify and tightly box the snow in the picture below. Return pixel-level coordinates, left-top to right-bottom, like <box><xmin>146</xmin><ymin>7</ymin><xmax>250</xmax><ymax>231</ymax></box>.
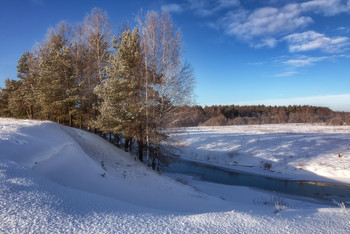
<box><xmin>171</xmin><ymin>124</ymin><xmax>350</xmax><ymax>184</ymax></box>
<box><xmin>1</xmin><ymin>118</ymin><xmax>350</xmax><ymax>233</ymax></box>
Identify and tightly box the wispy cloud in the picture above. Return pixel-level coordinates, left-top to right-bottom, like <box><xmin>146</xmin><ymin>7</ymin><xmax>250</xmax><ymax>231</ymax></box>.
<box><xmin>284</xmin><ymin>31</ymin><xmax>349</xmax><ymax>53</ymax></box>
<box><xmin>301</xmin><ymin>0</ymin><xmax>350</xmax><ymax>16</ymax></box>
<box><xmin>192</xmin><ymin>0</ymin><xmax>240</xmax><ymax>16</ymax></box>
<box><xmin>216</xmin><ymin>0</ymin><xmax>349</xmax><ymax>50</ymax></box>
<box><xmin>274</xmin><ymin>71</ymin><xmax>298</xmax><ymax>77</ymax></box>
<box><xmin>271</xmin><ymin>53</ymin><xmax>349</xmax><ymax>78</ymax></box>
<box><xmin>163</xmin><ymin>0</ymin><xmax>240</xmax><ymax>16</ymax></box>
<box><xmin>280</xmin><ymin>55</ymin><xmax>330</xmax><ymax>67</ymax></box>
<box><xmin>336</xmin><ymin>26</ymin><xmax>350</xmax><ymax>33</ymax></box>
<box><xmin>222</xmin><ymin>4</ymin><xmax>312</xmax><ymax>42</ymax></box>
<box><xmin>162</xmin><ymin>3</ymin><xmax>184</xmax><ymax>13</ymax></box>
<box><xmin>166</xmin><ymin>0</ymin><xmax>350</xmax><ymax>52</ymax></box>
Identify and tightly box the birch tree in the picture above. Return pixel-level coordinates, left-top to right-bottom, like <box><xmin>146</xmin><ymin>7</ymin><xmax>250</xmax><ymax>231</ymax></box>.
<box><xmin>83</xmin><ymin>8</ymin><xmax>111</xmax><ymax>130</ymax></box>
<box><xmin>139</xmin><ymin>10</ymin><xmax>195</xmax><ymax>169</ymax></box>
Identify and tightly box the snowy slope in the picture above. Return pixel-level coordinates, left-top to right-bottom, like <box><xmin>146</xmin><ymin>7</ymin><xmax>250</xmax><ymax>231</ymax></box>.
<box><xmin>171</xmin><ymin>124</ymin><xmax>350</xmax><ymax>184</ymax></box>
<box><xmin>1</xmin><ymin>118</ymin><xmax>350</xmax><ymax>233</ymax></box>
<box><xmin>0</xmin><ymin>118</ymin><xmax>229</xmax><ymax>213</ymax></box>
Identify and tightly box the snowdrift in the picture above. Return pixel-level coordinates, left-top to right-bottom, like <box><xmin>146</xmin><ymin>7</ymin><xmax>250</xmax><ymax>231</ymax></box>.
<box><xmin>1</xmin><ymin>118</ymin><xmax>350</xmax><ymax>233</ymax></box>
<box><xmin>0</xmin><ymin>118</ymin><xmax>230</xmax><ymax>213</ymax></box>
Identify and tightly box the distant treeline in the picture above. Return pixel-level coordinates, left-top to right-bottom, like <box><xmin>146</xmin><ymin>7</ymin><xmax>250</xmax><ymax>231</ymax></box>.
<box><xmin>172</xmin><ymin>105</ymin><xmax>350</xmax><ymax>127</ymax></box>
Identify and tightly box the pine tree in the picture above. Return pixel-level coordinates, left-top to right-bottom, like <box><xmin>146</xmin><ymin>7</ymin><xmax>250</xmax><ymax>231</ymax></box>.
<box><xmin>71</xmin><ymin>23</ymin><xmax>89</xmax><ymax>128</ymax></box>
<box><xmin>15</xmin><ymin>51</ymin><xmax>38</xmax><ymax>119</ymax></box>
<box><xmin>94</xmin><ymin>28</ymin><xmax>145</xmax><ymax>160</ymax></box>
<box><xmin>0</xmin><ymin>78</ymin><xmax>20</xmax><ymax>117</ymax></box>
<box><xmin>0</xmin><ymin>88</ymin><xmax>9</xmax><ymax>117</ymax></box>
<box><xmin>36</xmin><ymin>22</ymin><xmax>77</xmax><ymax>124</ymax></box>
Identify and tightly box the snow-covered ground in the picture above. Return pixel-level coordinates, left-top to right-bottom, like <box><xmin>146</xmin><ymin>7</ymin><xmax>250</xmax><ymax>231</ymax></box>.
<box><xmin>171</xmin><ymin>124</ymin><xmax>350</xmax><ymax>184</ymax></box>
<box><xmin>1</xmin><ymin>118</ymin><xmax>350</xmax><ymax>233</ymax></box>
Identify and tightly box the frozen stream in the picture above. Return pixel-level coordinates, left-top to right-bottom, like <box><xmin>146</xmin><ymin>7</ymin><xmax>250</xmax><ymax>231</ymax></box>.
<box><xmin>164</xmin><ymin>158</ymin><xmax>350</xmax><ymax>205</ymax></box>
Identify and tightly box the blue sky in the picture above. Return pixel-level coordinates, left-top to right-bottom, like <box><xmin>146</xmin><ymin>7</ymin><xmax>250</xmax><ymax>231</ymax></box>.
<box><xmin>1</xmin><ymin>0</ymin><xmax>350</xmax><ymax>111</ymax></box>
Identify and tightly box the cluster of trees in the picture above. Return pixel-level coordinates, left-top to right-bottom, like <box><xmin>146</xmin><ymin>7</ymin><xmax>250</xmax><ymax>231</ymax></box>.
<box><xmin>0</xmin><ymin>9</ymin><xmax>195</xmax><ymax>169</ymax></box>
<box><xmin>172</xmin><ymin>105</ymin><xmax>350</xmax><ymax>127</ymax></box>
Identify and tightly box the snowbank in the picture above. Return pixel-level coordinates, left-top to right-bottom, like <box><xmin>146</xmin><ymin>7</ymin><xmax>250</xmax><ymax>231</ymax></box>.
<box><xmin>1</xmin><ymin>118</ymin><xmax>350</xmax><ymax>233</ymax></box>
<box><xmin>0</xmin><ymin>118</ymin><xmax>229</xmax><ymax>213</ymax></box>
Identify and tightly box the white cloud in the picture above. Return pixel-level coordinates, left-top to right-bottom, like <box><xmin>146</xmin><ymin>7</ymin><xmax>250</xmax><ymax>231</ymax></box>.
<box><xmin>217</xmin><ymin>0</ymin><xmax>240</xmax><ymax>9</ymax></box>
<box><xmin>284</xmin><ymin>31</ymin><xmax>349</xmax><ymax>53</ymax></box>
<box><xmin>337</xmin><ymin>26</ymin><xmax>350</xmax><ymax>33</ymax></box>
<box><xmin>222</xmin><ymin>4</ymin><xmax>312</xmax><ymax>47</ymax></box>
<box><xmin>274</xmin><ymin>71</ymin><xmax>298</xmax><ymax>77</ymax></box>
<box><xmin>301</xmin><ymin>0</ymin><xmax>350</xmax><ymax>16</ymax></box>
<box><xmin>281</xmin><ymin>55</ymin><xmax>330</xmax><ymax>67</ymax></box>
<box><xmin>172</xmin><ymin>0</ymin><xmax>350</xmax><ymax>51</ymax></box>
<box><xmin>254</xmin><ymin>37</ymin><xmax>278</xmax><ymax>48</ymax></box>
<box><xmin>182</xmin><ymin>0</ymin><xmax>241</xmax><ymax>16</ymax></box>
<box><xmin>162</xmin><ymin>4</ymin><xmax>184</xmax><ymax>13</ymax></box>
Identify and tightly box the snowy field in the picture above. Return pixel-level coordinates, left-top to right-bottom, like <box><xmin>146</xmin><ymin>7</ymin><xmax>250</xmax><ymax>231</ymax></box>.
<box><xmin>171</xmin><ymin>124</ymin><xmax>350</xmax><ymax>184</ymax></box>
<box><xmin>1</xmin><ymin>118</ymin><xmax>350</xmax><ymax>233</ymax></box>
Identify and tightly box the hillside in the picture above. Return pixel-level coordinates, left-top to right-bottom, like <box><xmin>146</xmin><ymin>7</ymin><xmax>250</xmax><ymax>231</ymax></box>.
<box><xmin>1</xmin><ymin>118</ymin><xmax>350</xmax><ymax>233</ymax></box>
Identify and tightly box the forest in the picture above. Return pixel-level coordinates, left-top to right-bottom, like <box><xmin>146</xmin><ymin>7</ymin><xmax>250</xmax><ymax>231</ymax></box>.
<box><xmin>0</xmin><ymin>8</ymin><xmax>349</xmax><ymax>169</ymax></box>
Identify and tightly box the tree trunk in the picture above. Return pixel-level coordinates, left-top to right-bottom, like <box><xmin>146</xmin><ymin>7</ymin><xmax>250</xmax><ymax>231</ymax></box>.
<box><xmin>114</xmin><ymin>133</ymin><xmax>120</xmax><ymax>146</ymax></box>
<box><xmin>124</xmin><ymin>138</ymin><xmax>130</xmax><ymax>152</ymax></box>
<box><xmin>129</xmin><ymin>138</ymin><xmax>133</xmax><ymax>152</ymax></box>
<box><xmin>30</xmin><ymin>105</ymin><xmax>34</xmax><ymax>120</ymax></box>
<box><xmin>151</xmin><ymin>156</ymin><xmax>156</xmax><ymax>170</ymax></box>
<box><xmin>69</xmin><ymin>111</ymin><xmax>73</xmax><ymax>127</ymax></box>
<box><xmin>137</xmin><ymin>140</ymin><xmax>143</xmax><ymax>162</ymax></box>
<box><xmin>79</xmin><ymin>114</ymin><xmax>82</xmax><ymax>129</ymax></box>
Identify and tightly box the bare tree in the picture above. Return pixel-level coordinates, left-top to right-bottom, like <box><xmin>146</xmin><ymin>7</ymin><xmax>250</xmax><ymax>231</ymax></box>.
<box><xmin>139</xmin><ymin>10</ymin><xmax>195</xmax><ymax>169</ymax></box>
<box><xmin>83</xmin><ymin>8</ymin><xmax>112</xmax><ymax>130</ymax></box>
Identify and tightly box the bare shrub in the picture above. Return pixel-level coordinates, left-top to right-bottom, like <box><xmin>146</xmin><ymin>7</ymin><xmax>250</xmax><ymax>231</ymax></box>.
<box><xmin>338</xmin><ymin>202</ymin><xmax>349</xmax><ymax>213</ymax></box>
<box><xmin>264</xmin><ymin>162</ymin><xmax>272</xmax><ymax>170</ymax></box>
<box><xmin>253</xmin><ymin>196</ymin><xmax>288</xmax><ymax>213</ymax></box>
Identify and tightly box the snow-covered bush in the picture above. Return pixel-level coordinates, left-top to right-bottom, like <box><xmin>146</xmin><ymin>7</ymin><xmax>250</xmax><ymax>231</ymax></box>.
<box><xmin>338</xmin><ymin>202</ymin><xmax>348</xmax><ymax>213</ymax></box>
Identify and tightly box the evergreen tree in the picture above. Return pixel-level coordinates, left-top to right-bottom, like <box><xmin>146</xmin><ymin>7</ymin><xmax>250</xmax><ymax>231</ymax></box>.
<box><xmin>72</xmin><ymin>23</ymin><xmax>89</xmax><ymax>128</ymax></box>
<box><xmin>0</xmin><ymin>78</ymin><xmax>19</xmax><ymax>117</ymax></box>
<box><xmin>36</xmin><ymin>22</ymin><xmax>77</xmax><ymax>125</ymax></box>
<box><xmin>15</xmin><ymin>51</ymin><xmax>38</xmax><ymax>119</ymax></box>
<box><xmin>7</xmin><ymin>79</ymin><xmax>28</xmax><ymax>118</ymax></box>
<box><xmin>94</xmin><ymin>28</ymin><xmax>144</xmax><ymax>160</ymax></box>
